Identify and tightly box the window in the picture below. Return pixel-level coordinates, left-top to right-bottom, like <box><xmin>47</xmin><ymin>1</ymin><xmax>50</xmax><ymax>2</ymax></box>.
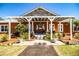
<box><xmin>0</xmin><ymin>25</ymin><xmax>8</xmax><ymax>32</ymax></box>
<box><xmin>73</xmin><ymin>25</ymin><xmax>79</xmax><ymax>32</ymax></box>
<box><xmin>58</xmin><ymin>24</ymin><xmax>63</xmax><ymax>32</ymax></box>
<box><xmin>49</xmin><ymin>24</ymin><xmax>55</xmax><ymax>31</ymax></box>
<box><xmin>52</xmin><ymin>24</ymin><xmax>55</xmax><ymax>31</ymax></box>
<box><xmin>36</xmin><ymin>23</ymin><xmax>45</xmax><ymax>30</ymax></box>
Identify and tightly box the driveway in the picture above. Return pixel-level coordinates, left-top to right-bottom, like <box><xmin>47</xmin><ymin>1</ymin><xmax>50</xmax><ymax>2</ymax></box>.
<box><xmin>18</xmin><ymin>45</ymin><xmax>58</xmax><ymax>56</ymax></box>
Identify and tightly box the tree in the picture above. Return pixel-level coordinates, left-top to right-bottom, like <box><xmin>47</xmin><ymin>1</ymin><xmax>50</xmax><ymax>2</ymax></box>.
<box><xmin>15</xmin><ymin>23</ymin><xmax>29</xmax><ymax>40</ymax></box>
<box><xmin>15</xmin><ymin>23</ymin><xmax>26</xmax><ymax>35</ymax></box>
<box><xmin>73</xmin><ymin>19</ymin><xmax>79</xmax><ymax>26</ymax></box>
<box><xmin>73</xmin><ymin>19</ymin><xmax>79</xmax><ymax>31</ymax></box>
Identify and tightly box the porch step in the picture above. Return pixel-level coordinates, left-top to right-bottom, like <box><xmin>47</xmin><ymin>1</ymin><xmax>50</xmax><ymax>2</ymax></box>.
<box><xmin>35</xmin><ymin>35</ymin><xmax>45</xmax><ymax>40</ymax></box>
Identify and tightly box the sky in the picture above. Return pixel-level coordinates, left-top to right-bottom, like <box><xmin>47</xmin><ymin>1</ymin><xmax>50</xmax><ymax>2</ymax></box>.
<box><xmin>0</xmin><ymin>3</ymin><xmax>79</xmax><ymax>18</ymax></box>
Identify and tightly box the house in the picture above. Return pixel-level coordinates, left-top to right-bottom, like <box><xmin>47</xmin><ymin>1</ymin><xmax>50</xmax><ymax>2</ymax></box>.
<box><xmin>0</xmin><ymin>7</ymin><xmax>75</xmax><ymax>40</ymax></box>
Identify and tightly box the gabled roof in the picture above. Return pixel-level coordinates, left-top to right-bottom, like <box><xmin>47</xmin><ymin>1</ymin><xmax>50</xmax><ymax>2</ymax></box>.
<box><xmin>23</xmin><ymin>7</ymin><xmax>60</xmax><ymax>16</ymax></box>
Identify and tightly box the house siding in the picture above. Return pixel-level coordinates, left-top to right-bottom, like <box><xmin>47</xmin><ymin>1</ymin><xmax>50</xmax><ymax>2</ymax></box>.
<box><xmin>0</xmin><ymin>22</ymin><xmax>70</xmax><ymax>34</ymax></box>
<box><xmin>63</xmin><ymin>22</ymin><xmax>70</xmax><ymax>33</ymax></box>
<box><xmin>11</xmin><ymin>23</ymin><xmax>19</xmax><ymax>33</ymax></box>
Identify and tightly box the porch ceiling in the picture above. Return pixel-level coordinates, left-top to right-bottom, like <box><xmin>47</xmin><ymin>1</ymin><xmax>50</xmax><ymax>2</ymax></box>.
<box><xmin>9</xmin><ymin>16</ymin><xmax>75</xmax><ymax>22</ymax></box>
<box><xmin>53</xmin><ymin>17</ymin><xmax>74</xmax><ymax>22</ymax></box>
<box><xmin>13</xmin><ymin>18</ymin><xmax>28</xmax><ymax>22</ymax></box>
<box><xmin>32</xmin><ymin>18</ymin><xmax>49</xmax><ymax>21</ymax></box>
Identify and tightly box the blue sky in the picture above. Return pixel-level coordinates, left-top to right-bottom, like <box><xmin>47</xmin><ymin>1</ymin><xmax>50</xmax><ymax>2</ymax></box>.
<box><xmin>0</xmin><ymin>3</ymin><xmax>79</xmax><ymax>18</ymax></box>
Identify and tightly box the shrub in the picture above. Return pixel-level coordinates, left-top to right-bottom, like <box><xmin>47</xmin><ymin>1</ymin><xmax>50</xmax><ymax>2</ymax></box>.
<box><xmin>15</xmin><ymin>24</ymin><xmax>29</xmax><ymax>40</ymax></box>
<box><xmin>43</xmin><ymin>32</ymin><xmax>51</xmax><ymax>41</ymax></box>
<box><xmin>20</xmin><ymin>32</ymin><xmax>28</xmax><ymax>41</ymax></box>
<box><xmin>15</xmin><ymin>23</ymin><xmax>26</xmax><ymax>35</ymax></box>
<box><xmin>0</xmin><ymin>34</ymin><xmax>8</xmax><ymax>42</ymax></box>
<box><xmin>55</xmin><ymin>32</ymin><xmax>63</xmax><ymax>39</ymax></box>
<box><xmin>74</xmin><ymin>33</ymin><xmax>79</xmax><ymax>39</ymax></box>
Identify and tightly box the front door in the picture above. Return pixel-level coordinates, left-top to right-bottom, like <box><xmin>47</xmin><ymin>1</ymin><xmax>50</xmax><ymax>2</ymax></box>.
<box><xmin>34</xmin><ymin>22</ymin><xmax>46</xmax><ymax>35</ymax></box>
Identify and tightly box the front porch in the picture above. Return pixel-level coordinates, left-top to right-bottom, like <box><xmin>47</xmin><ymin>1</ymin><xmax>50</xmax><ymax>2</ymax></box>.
<box><xmin>8</xmin><ymin>16</ymin><xmax>74</xmax><ymax>43</ymax></box>
<box><xmin>0</xmin><ymin>16</ymin><xmax>77</xmax><ymax>45</ymax></box>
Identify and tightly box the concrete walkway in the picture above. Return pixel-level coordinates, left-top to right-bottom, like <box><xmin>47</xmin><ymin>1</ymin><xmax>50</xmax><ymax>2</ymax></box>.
<box><xmin>18</xmin><ymin>45</ymin><xmax>58</xmax><ymax>56</ymax></box>
<box><xmin>13</xmin><ymin>40</ymin><xmax>65</xmax><ymax>45</ymax></box>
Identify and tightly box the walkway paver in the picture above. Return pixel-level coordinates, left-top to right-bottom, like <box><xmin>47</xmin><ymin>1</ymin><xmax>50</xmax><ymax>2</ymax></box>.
<box><xmin>18</xmin><ymin>45</ymin><xmax>58</xmax><ymax>56</ymax></box>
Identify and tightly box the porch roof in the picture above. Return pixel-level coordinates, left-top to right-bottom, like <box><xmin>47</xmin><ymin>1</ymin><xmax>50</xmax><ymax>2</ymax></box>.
<box><xmin>8</xmin><ymin>16</ymin><xmax>75</xmax><ymax>22</ymax></box>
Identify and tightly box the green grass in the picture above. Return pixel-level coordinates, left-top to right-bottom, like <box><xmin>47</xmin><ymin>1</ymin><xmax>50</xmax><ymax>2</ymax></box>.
<box><xmin>0</xmin><ymin>45</ymin><xmax>27</xmax><ymax>56</ymax></box>
<box><xmin>54</xmin><ymin>45</ymin><xmax>79</xmax><ymax>56</ymax></box>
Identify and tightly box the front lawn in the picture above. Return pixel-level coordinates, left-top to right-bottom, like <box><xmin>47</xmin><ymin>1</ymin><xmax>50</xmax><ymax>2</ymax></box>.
<box><xmin>0</xmin><ymin>45</ymin><xmax>27</xmax><ymax>56</ymax></box>
<box><xmin>54</xmin><ymin>45</ymin><xmax>79</xmax><ymax>56</ymax></box>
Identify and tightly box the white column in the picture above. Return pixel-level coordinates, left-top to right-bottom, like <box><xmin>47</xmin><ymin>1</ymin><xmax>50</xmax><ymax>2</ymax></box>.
<box><xmin>32</xmin><ymin>21</ymin><xmax>34</xmax><ymax>33</ymax></box>
<box><xmin>47</xmin><ymin>21</ymin><xmax>48</xmax><ymax>32</ymax></box>
<box><xmin>59</xmin><ymin>22</ymin><xmax>61</xmax><ymax>32</ymax></box>
<box><xmin>70</xmin><ymin>19</ymin><xmax>73</xmax><ymax>40</ymax></box>
<box><xmin>27</xmin><ymin>17</ymin><xmax>32</xmax><ymax>41</ymax></box>
<box><xmin>28</xmin><ymin>21</ymin><xmax>31</xmax><ymax>40</ymax></box>
<box><xmin>49</xmin><ymin>18</ymin><xmax>55</xmax><ymax>40</ymax></box>
<box><xmin>8</xmin><ymin>18</ymin><xmax>11</xmax><ymax>40</ymax></box>
<box><xmin>50</xmin><ymin>20</ymin><xmax>53</xmax><ymax>40</ymax></box>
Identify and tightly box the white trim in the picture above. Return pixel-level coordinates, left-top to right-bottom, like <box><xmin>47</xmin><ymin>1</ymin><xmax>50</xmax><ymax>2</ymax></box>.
<box><xmin>28</xmin><ymin>21</ymin><xmax>31</xmax><ymax>40</ymax></box>
<box><xmin>70</xmin><ymin>19</ymin><xmax>73</xmax><ymax>40</ymax></box>
<box><xmin>27</xmin><ymin>18</ymin><xmax>31</xmax><ymax>40</ymax></box>
<box><xmin>50</xmin><ymin>18</ymin><xmax>55</xmax><ymax>40</ymax></box>
<box><xmin>0</xmin><ymin>20</ymin><xmax>19</xmax><ymax>23</ymax></box>
<box><xmin>9</xmin><ymin>20</ymin><xmax>11</xmax><ymax>40</ymax></box>
<box><xmin>8</xmin><ymin>16</ymin><xmax>75</xmax><ymax>18</ymax></box>
<box><xmin>50</xmin><ymin>20</ymin><xmax>53</xmax><ymax>40</ymax></box>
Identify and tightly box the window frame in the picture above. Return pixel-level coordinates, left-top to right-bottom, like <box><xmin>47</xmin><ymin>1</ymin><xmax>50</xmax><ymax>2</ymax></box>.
<box><xmin>0</xmin><ymin>25</ymin><xmax>8</xmax><ymax>32</ymax></box>
<box><xmin>58</xmin><ymin>24</ymin><xmax>63</xmax><ymax>32</ymax></box>
<box><xmin>49</xmin><ymin>24</ymin><xmax>55</xmax><ymax>31</ymax></box>
<box><xmin>73</xmin><ymin>25</ymin><xmax>79</xmax><ymax>32</ymax></box>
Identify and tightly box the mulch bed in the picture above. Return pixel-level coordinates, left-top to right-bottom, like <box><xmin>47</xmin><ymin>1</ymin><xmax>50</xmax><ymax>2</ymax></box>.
<box><xmin>0</xmin><ymin>38</ymin><xmax>17</xmax><ymax>45</ymax></box>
